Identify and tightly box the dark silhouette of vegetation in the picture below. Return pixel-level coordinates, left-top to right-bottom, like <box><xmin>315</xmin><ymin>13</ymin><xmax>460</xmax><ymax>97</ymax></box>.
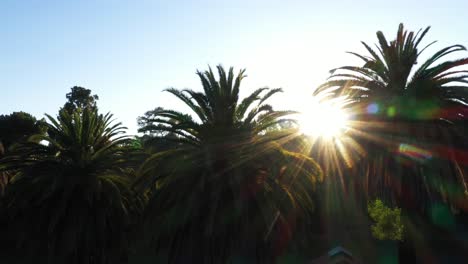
<box><xmin>0</xmin><ymin>109</ymin><xmax>142</xmax><ymax>264</ymax></box>
<box><xmin>0</xmin><ymin>112</ymin><xmax>46</xmax><ymax>154</ymax></box>
<box><xmin>0</xmin><ymin>112</ymin><xmax>46</xmax><ymax>195</ymax></box>
<box><xmin>316</xmin><ymin>23</ymin><xmax>468</xmax><ymax>262</ymax></box>
<box><xmin>316</xmin><ymin>23</ymin><xmax>468</xmax><ymax>207</ymax></box>
<box><xmin>317</xmin><ymin>23</ymin><xmax>468</xmax><ymax>105</ymax></box>
<box><xmin>133</xmin><ymin>65</ymin><xmax>322</xmax><ymax>262</ymax></box>
<box><xmin>1</xmin><ymin>23</ymin><xmax>468</xmax><ymax>263</ymax></box>
<box><xmin>136</xmin><ymin>107</ymin><xmax>180</xmax><ymax>153</ymax></box>
<box><xmin>62</xmin><ymin>86</ymin><xmax>99</xmax><ymax>114</ymax></box>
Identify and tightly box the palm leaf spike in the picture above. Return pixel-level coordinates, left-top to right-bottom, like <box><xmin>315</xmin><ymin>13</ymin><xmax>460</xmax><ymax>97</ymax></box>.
<box><xmin>227</xmin><ymin>66</ymin><xmax>235</xmax><ymax>95</ymax></box>
<box><xmin>258</xmin><ymin>88</ymin><xmax>283</xmax><ymax>106</ymax></box>
<box><xmin>413</xmin><ymin>25</ymin><xmax>431</xmax><ymax>49</ymax></box>
<box><xmin>165</xmin><ymin>88</ymin><xmax>208</xmax><ymax>123</ymax></box>
<box><xmin>217</xmin><ymin>65</ymin><xmax>230</xmax><ymax>97</ymax></box>
<box><xmin>236</xmin><ymin>87</ymin><xmax>269</xmax><ymax>120</ymax></box>
<box><xmin>206</xmin><ymin>67</ymin><xmax>222</xmax><ymax>108</ymax></box>
<box><xmin>232</xmin><ymin>68</ymin><xmax>246</xmax><ymax>106</ymax></box>
<box><xmin>197</xmin><ymin>69</ymin><xmax>216</xmax><ymax>112</ymax></box>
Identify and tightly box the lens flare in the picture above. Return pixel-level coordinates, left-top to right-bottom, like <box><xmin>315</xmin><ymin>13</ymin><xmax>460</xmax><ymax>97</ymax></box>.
<box><xmin>397</xmin><ymin>143</ymin><xmax>432</xmax><ymax>162</ymax></box>
<box><xmin>367</xmin><ymin>103</ymin><xmax>379</xmax><ymax>114</ymax></box>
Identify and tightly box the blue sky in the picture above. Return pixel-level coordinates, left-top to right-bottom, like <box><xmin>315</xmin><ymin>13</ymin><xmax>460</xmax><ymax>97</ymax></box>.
<box><xmin>2</xmin><ymin>0</ymin><xmax>468</xmax><ymax>134</ymax></box>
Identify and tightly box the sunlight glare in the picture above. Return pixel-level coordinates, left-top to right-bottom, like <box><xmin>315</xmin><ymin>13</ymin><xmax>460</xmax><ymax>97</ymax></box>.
<box><xmin>298</xmin><ymin>96</ymin><xmax>349</xmax><ymax>138</ymax></box>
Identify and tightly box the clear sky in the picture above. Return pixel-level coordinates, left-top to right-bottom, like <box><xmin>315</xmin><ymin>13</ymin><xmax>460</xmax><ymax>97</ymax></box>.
<box><xmin>2</xmin><ymin>0</ymin><xmax>468</xmax><ymax>134</ymax></box>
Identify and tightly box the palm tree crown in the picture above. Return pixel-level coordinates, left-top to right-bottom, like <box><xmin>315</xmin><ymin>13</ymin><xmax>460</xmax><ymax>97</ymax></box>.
<box><xmin>0</xmin><ymin>109</ymin><xmax>138</xmax><ymax>264</ymax></box>
<box><xmin>317</xmin><ymin>23</ymin><xmax>468</xmax><ymax>121</ymax></box>
<box><xmin>135</xmin><ymin>65</ymin><xmax>322</xmax><ymax>262</ymax></box>
<box><xmin>138</xmin><ymin>65</ymin><xmax>295</xmax><ymax>146</ymax></box>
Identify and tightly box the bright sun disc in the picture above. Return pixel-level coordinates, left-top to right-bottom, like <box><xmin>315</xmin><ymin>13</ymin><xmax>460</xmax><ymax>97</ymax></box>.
<box><xmin>298</xmin><ymin>98</ymin><xmax>349</xmax><ymax>138</ymax></box>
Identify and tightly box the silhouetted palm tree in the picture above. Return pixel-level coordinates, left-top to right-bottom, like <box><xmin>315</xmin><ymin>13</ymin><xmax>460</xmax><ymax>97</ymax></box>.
<box><xmin>0</xmin><ymin>109</ymin><xmax>141</xmax><ymax>264</ymax></box>
<box><xmin>316</xmin><ymin>23</ymin><xmax>468</xmax><ymax>262</ymax></box>
<box><xmin>318</xmin><ymin>23</ymin><xmax>468</xmax><ymax>108</ymax></box>
<box><xmin>316</xmin><ymin>23</ymin><xmax>468</xmax><ymax>206</ymax></box>
<box><xmin>135</xmin><ymin>65</ymin><xmax>322</xmax><ymax>263</ymax></box>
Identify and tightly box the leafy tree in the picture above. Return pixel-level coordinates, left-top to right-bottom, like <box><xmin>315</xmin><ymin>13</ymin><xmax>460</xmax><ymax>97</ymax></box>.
<box><xmin>0</xmin><ymin>111</ymin><xmax>46</xmax><ymax>153</ymax></box>
<box><xmin>62</xmin><ymin>86</ymin><xmax>99</xmax><ymax>114</ymax></box>
<box><xmin>135</xmin><ymin>66</ymin><xmax>322</xmax><ymax>262</ymax></box>
<box><xmin>368</xmin><ymin>199</ymin><xmax>404</xmax><ymax>241</ymax></box>
<box><xmin>137</xmin><ymin>107</ymin><xmax>180</xmax><ymax>153</ymax></box>
<box><xmin>137</xmin><ymin>107</ymin><xmax>167</xmax><ymax>137</ymax></box>
<box><xmin>0</xmin><ymin>109</ymin><xmax>141</xmax><ymax>264</ymax></box>
<box><xmin>0</xmin><ymin>112</ymin><xmax>46</xmax><ymax>195</ymax></box>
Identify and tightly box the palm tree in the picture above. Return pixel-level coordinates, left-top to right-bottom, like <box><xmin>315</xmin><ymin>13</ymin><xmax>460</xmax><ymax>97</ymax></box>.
<box><xmin>0</xmin><ymin>112</ymin><xmax>47</xmax><ymax>195</ymax></box>
<box><xmin>0</xmin><ymin>109</ymin><xmax>142</xmax><ymax>264</ymax></box>
<box><xmin>316</xmin><ymin>24</ymin><xmax>468</xmax><ymax>262</ymax></box>
<box><xmin>134</xmin><ymin>65</ymin><xmax>322</xmax><ymax>263</ymax></box>
<box><xmin>317</xmin><ymin>23</ymin><xmax>468</xmax><ymax>108</ymax></box>
<box><xmin>316</xmin><ymin>23</ymin><xmax>468</xmax><ymax>206</ymax></box>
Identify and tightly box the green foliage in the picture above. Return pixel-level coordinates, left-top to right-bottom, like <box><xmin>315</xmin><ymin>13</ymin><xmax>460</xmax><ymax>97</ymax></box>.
<box><xmin>368</xmin><ymin>199</ymin><xmax>404</xmax><ymax>241</ymax></box>
<box><xmin>0</xmin><ymin>112</ymin><xmax>46</xmax><ymax>195</ymax></box>
<box><xmin>0</xmin><ymin>111</ymin><xmax>46</xmax><ymax>153</ymax></box>
<box><xmin>0</xmin><ymin>108</ymin><xmax>143</xmax><ymax>264</ymax></box>
<box><xmin>137</xmin><ymin>106</ymin><xmax>182</xmax><ymax>152</ymax></box>
<box><xmin>62</xmin><ymin>86</ymin><xmax>99</xmax><ymax>114</ymax></box>
<box><xmin>137</xmin><ymin>107</ymin><xmax>167</xmax><ymax>136</ymax></box>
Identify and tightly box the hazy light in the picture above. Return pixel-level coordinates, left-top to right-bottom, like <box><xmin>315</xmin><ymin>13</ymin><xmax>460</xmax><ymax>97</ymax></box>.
<box><xmin>298</xmin><ymin>96</ymin><xmax>349</xmax><ymax>139</ymax></box>
<box><xmin>398</xmin><ymin>143</ymin><xmax>432</xmax><ymax>162</ymax></box>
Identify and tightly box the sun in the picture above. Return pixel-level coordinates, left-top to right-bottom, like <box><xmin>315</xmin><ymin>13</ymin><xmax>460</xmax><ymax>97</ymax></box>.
<box><xmin>297</xmin><ymin>96</ymin><xmax>350</xmax><ymax>138</ymax></box>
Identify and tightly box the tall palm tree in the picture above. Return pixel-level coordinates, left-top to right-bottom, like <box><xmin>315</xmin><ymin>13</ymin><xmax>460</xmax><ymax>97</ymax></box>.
<box><xmin>316</xmin><ymin>23</ymin><xmax>468</xmax><ymax>207</ymax></box>
<box><xmin>135</xmin><ymin>65</ymin><xmax>322</xmax><ymax>263</ymax></box>
<box><xmin>0</xmin><ymin>109</ymin><xmax>142</xmax><ymax>264</ymax></box>
<box><xmin>314</xmin><ymin>24</ymin><xmax>468</xmax><ymax>262</ymax></box>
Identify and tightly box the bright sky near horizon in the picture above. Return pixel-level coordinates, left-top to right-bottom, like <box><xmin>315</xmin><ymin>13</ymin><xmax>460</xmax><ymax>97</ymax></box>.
<box><xmin>2</xmin><ymin>0</ymin><xmax>468</xmax><ymax>134</ymax></box>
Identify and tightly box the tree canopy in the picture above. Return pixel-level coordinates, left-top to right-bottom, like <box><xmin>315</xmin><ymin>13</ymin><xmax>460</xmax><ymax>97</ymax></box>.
<box><xmin>62</xmin><ymin>86</ymin><xmax>99</xmax><ymax>114</ymax></box>
<box><xmin>0</xmin><ymin>111</ymin><xmax>46</xmax><ymax>154</ymax></box>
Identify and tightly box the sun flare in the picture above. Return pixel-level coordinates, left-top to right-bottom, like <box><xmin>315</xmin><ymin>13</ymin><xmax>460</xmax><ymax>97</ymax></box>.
<box><xmin>298</xmin><ymin>96</ymin><xmax>350</xmax><ymax>139</ymax></box>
